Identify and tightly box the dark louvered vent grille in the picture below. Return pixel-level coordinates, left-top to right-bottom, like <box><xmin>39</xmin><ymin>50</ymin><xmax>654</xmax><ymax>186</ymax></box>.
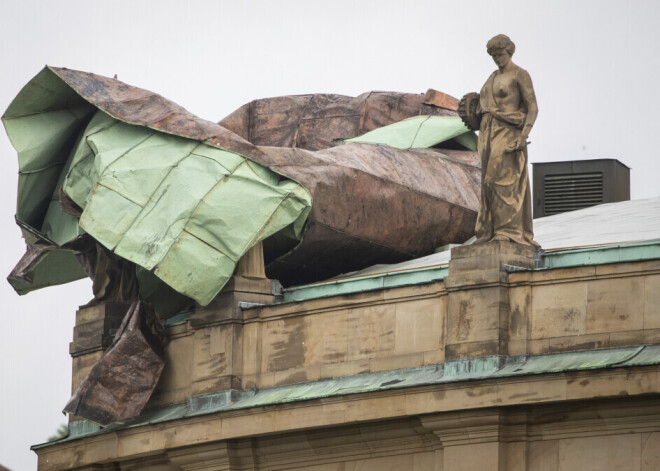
<box><xmin>543</xmin><ymin>172</ymin><xmax>603</xmax><ymax>215</ymax></box>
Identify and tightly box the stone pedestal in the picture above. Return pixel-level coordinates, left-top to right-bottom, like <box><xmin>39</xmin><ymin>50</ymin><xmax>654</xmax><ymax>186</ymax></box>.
<box><xmin>160</xmin><ymin>242</ymin><xmax>280</xmax><ymax>398</ymax></box>
<box><xmin>444</xmin><ymin>241</ymin><xmax>538</xmax><ymax>360</ymax></box>
<box><xmin>183</xmin><ymin>275</ymin><xmax>278</xmax><ymax>394</ymax></box>
<box><xmin>190</xmin><ymin>242</ymin><xmax>277</xmax><ymax>327</ymax></box>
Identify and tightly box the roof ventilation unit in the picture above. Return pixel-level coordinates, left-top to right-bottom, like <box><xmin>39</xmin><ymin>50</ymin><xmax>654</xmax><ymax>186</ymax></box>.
<box><xmin>532</xmin><ymin>159</ymin><xmax>630</xmax><ymax>218</ymax></box>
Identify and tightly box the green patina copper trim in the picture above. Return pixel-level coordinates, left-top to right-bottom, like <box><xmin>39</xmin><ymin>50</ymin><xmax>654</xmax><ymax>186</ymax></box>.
<box><xmin>343</xmin><ymin>115</ymin><xmax>478</xmax><ymax>151</ymax></box>
<box><xmin>280</xmin><ymin>240</ymin><xmax>660</xmax><ymax>303</ymax></box>
<box><xmin>282</xmin><ymin>264</ymin><xmax>450</xmax><ymax>303</ymax></box>
<box><xmin>539</xmin><ymin>239</ymin><xmax>660</xmax><ymax>270</ymax></box>
<box><xmin>35</xmin><ymin>344</ymin><xmax>660</xmax><ymax>449</ymax></box>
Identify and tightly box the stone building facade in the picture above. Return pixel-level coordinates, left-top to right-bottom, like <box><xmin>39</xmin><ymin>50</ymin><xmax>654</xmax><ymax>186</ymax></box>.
<box><xmin>35</xmin><ymin>234</ymin><xmax>660</xmax><ymax>470</ymax></box>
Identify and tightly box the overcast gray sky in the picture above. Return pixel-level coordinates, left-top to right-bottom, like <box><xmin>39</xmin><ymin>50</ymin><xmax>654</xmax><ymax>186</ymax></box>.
<box><xmin>1</xmin><ymin>1</ymin><xmax>659</xmax><ymax>469</ymax></box>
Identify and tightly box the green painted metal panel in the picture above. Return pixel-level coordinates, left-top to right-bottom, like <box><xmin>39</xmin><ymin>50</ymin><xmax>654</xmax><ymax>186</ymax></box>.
<box><xmin>344</xmin><ymin>115</ymin><xmax>477</xmax><ymax>151</ymax></box>
<box><xmin>65</xmin><ymin>111</ymin><xmax>312</xmax><ymax>305</ymax></box>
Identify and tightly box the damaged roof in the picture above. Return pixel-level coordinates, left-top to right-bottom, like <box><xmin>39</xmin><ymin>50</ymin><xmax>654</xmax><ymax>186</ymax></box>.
<box><xmin>4</xmin><ymin>67</ymin><xmax>480</xmax><ymax>302</ymax></box>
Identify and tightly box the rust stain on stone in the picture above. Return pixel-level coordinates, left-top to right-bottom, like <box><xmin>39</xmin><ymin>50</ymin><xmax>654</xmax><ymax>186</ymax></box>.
<box><xmin>466</xmin><ymin>385</ymin><xmax>497</xmax><ymax>397</ymax></box>
<box><xmin>457</xmin><ymin>300</ymin><xmax>472</xmax><ymax>341</ymax></box>
<box><xmin>267</xmin><ymin>318</ymin><xmax>305</xmax><ymax>372</ymax></box>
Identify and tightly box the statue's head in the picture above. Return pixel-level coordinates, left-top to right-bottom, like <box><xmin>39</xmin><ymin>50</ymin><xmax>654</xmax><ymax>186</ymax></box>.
<box><xmin>486</xmin><ymin>34</ymin><xmax>515</xmax><ymax>57</ymax></box>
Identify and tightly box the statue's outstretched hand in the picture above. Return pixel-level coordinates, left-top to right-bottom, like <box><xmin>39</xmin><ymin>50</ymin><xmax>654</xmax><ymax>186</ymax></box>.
<box><xmin>506</xmin><ymin>138</ymin><xmax>530</xmax><ymax>152</ymax></box>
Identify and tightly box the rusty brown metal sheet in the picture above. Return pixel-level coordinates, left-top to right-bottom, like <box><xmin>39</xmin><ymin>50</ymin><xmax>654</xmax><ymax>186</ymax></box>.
<box><xmin>256</xmin><ymin>144</ymin><xmax>480</xmax><ymax>285</ymax></box>
<box><xmin>64</xmin><ymin>301</ymin><xmax>168</xmax><ymax>426</ymax></box>
<box><xmin>38</xmin><ymin>69</ymin><xmax>481</xmax><ymax>286</ymax></box>
<box><xmin>215</xmin><ymin>88</ymin><xmax>479</xmax><ymax>282</ymax></box>
<box><xmin>424</xmin><ymin>88</ymin><xmax>460</xmax><ymax>111</ymax></box>
<box><xmin>217</xmin><ymin>89</ymin><xmax>478</xmax><ymax>283</ymax></box>
<box><xmin>219</xmin><ymin>90</ymin><xmax>435</xmax><ymax>151</ymax></box>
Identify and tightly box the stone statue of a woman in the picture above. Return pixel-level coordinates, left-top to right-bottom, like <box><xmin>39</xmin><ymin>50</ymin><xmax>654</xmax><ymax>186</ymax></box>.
<box><xmin>459</xmin><ymin>34</ymin><xmax>540</xmax><ymax>247</ymax></box>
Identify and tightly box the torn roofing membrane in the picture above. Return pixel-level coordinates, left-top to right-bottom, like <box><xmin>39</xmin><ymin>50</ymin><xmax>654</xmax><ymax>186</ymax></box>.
<box><xmin>344</xmin><ymin>115</ymin><xmax>477</xmax><ymax>151</ymax></box>
<box><xmin>3</xmin><ymin>67</ymin><xmax>311</xmax><ymax>305</ymax></box>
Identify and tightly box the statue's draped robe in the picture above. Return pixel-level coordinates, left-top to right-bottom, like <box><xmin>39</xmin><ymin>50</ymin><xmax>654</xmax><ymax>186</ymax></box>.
<box><xmin>475</xmin><ymin>70</ymin><xmax>538</xmax><ymax>247</ymax></box>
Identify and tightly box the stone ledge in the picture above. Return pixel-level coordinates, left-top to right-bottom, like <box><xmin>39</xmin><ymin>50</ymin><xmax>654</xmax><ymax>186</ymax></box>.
<box><xmin>35</xmin><ymin>357</ymin><xmax>660</xmax><ymax>470</ymax></box>
<box><xmin>51</xmin><ymin>345</ymin><xmax>660</xmax><ymax>446</ymax></box>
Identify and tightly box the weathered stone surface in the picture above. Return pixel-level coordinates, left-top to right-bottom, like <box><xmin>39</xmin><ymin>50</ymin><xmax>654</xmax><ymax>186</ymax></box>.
<box><xmin>558</xmin><ymin>434</ymin><xmax>641</xmax><ymax>470</ymax></box>
<box><xmin>449</xmin><ymin>240</ymin><xmax>537</xmax><ymax>271</ymax></box>
<box><xmin>586</xmin><ymin>277</ymin><xmax>644</xmax><ymax>334</ymax></box>
<box><xmin>133</xmin><ymin>256</ymin><xmax>660</xmax><ymax>401</ymax></box>
<box><xmin>69</xmin><ymin>303</ymin><xmax>130</xmax><ymax>356</ymax></box>
<box><xmin>40</xmin><ymin>365</ymin><xmax>660</xmax><ymax>470</ymax></box>
<box><xmin>531</xmin><ymin>282</ymin><xmax>587</xmax><ymax>339</ymax></box>
<box><xmin>56</xmin><ymin>246</ymin><xmax>660</xmax><ymax>470</ymax></box>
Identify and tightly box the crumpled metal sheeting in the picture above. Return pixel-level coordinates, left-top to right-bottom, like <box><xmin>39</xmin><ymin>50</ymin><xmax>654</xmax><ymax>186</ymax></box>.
<box><xmin>2</xmin><ymin>66</ymin><xmax>263</xmax><ymax>229</ymax></box>
<box><xmin>2</xmin><ymin>67</ymin><xmax>481</xmax><ymax>431</ymax></box>
<box><xmin>61</xmin><ymin>111</ymin><xmax>311</xmax><ymax>305</ymax></box>
<box><xmin>4</xmin><ymin>66</ymin><xmax>480</xmax><ymax>299</ymax></box>
<box><xmin>7</xmin><ymin>224</ymin><xmax>87</xmax><ymax>294</ymax></box>
<box><xmin>3</xmin><ymin>68</ymin><xmax>313</xmax><ymax>304</ymax></box>
<box><xmin>219</xmin><ymin>90</ymin><xmax>463</xmax><ymax>152</ymax></box>
<box><xmin>64</xmin><ymin>300</ymin><xmax>169</xmax><ymax>426</ymax></box>
<box><xmin>49</xmin><ymin>67</ymin><xmax>267</xmax><ymax>163</ymax></box>
<box><xmin>313</xmin><ymin>144</ymin><xmax>480</xmax><ymax>210</ymax></box>
<box><xmin>221</xmin><ymin>90</ymin><xmax>480</xmax><ymax>285</ymax></box>
<box><xmin>259</xmin><ymin>143</ymin><xmax>480</xmax><ymax>284</ymax></box>
<box><xmin>219</xmin><ymin>91</ymin><xmax>434</xmax><ymax>151</ymax></box>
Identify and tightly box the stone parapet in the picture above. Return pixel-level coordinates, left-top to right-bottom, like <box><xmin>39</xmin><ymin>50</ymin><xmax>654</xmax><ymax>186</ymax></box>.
<box><xmin>133</xmin><ymin>256</ymin><xmax>660</xmax><ymax>407</ymax></box>
<box><xmin>68</xmin><ymin>252</ymin><xmax>660</xmax><ymax>412</ymax></box>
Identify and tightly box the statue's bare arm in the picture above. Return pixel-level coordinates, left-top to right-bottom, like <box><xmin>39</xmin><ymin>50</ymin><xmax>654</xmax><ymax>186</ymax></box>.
<box><xmin>506</xmin><ymin>68</ymin><xmax>537</xmax><ymax>152</ymax></box>
<box><xmin>518</xmin><ymin>68</ymin><xmax>538</xmax><ymax>142</ymax></box>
